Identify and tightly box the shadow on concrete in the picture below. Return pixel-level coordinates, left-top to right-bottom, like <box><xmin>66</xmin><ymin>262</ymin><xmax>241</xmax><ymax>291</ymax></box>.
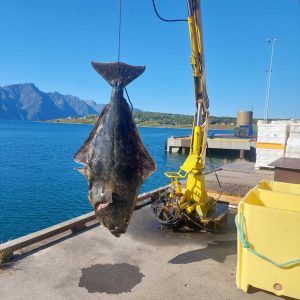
<box><xmin>128</xmin><ymin>207</ymin><xmax>237</xmax><ymax>247</ymax></box>
<box><xmin>169</xmin><ymin>240</ymin><xmax>236</xmax><ymax>264</ymax></box>
<box><xmin>78</xmin><ymin>263</ymin><xmax>144</xmax><ymax>294</ymax></box>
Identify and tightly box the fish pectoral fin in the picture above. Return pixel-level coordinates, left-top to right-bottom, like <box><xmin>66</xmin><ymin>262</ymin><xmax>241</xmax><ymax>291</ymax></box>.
<box><xmin>73</xmin><ymin>104</ymin><xmax>110</xmax><ymax>164</ymax></box>
<box><xmin>138</xmin><ymin>143</ymin><xmax>156</xmax><ymax>181</ymax></box>
<box><xmin>132</xmin><ymin>128</ymin><xmax>156</xmax><ymax>181</ymax></box>
<box><xmin>140</xmin><ymin>155</ymin><xmax>156</xmax><ymax>181</ymax></box>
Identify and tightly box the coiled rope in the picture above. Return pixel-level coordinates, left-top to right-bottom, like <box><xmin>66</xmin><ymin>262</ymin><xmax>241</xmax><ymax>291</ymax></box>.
<box><xmin>235</xmin><ymin>213</ymin><xmax>300</xmax><ymax>268</ymax></box>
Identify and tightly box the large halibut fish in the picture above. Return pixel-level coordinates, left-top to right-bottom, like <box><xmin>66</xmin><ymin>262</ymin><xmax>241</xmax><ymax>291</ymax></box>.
<box><xmin>74</xmin><ymin>61</ymin><xmax>156</xmax><ymax>237</ymax></box>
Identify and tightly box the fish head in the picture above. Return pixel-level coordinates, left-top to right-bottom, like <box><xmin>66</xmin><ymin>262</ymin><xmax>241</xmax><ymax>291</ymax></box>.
<box><xmin>89</xmin><ymin>182</ymin><xmax>137</xmax><ymax>237</ymax></box>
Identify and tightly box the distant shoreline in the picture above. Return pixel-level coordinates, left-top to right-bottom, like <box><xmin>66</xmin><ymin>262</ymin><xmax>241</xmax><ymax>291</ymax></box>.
<box><xmin>42</xmin><ymin>120</ymin><xmax>191</xmax><ymax>129</ymax></box>
<box><xmin>38</xmin><ymin>110</ymin><xmax>242</xmax><ymax>130</ymax></box>
<box><xmin>43</xmin><ymin>119</ymin><xmax>235</xmax><ymax>130</ymax></box>
<box><xmin>43</xmin><ymin>120</ymin><xmax>191</xmax><ymax>129</ymax></box>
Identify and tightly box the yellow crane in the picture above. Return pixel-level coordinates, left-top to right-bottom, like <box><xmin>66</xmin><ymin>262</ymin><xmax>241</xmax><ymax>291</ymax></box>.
<box><xmin>152</xmin><ymin>0</ymin><xmax>221</xmax><ymax>228</ymax></box>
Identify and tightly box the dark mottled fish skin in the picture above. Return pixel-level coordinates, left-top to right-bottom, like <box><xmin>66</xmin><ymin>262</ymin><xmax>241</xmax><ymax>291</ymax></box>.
<box><xmin>74</xmin><ymin>62</ymin><xmax>156</xmax><ymax>237</ymax></box>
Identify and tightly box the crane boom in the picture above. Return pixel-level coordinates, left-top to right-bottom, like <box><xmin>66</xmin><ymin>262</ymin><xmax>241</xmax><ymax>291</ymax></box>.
<box><xmin>187</xmin><ymin>0</ymin><xmax>208</xmax><ymax>111</ymax></box>
<box><xmin>153</xmin><ymin>0</ymin><xmax>217</xmax><ymax>227</ymax></box>
<box><xmin>186</xmin><ymin>0</ymin><xmax>209</xmax><ymax>168</ymax></box>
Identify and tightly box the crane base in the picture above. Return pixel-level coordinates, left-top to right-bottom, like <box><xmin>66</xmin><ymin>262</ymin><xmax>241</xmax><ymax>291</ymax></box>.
<box><xmin>174</xmin><ymin>203</ymin><xmax>229</xmax><ymax>233</ymax></box>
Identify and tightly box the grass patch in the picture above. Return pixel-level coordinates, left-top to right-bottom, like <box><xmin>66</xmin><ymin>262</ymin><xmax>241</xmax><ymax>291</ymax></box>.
<box><xmin>0</xmin><ymin>244</ymin><xmax>12</xmax><ymax>269</ymax></box>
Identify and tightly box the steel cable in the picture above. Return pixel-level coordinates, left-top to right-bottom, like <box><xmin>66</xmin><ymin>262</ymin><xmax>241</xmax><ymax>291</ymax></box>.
<box><xmin>152</xmin><ymin>0</ymin><xmax>187</xmax><ymax>23</ymax></box>
<box><xmin>117</xmin><ymin>0</ymin><xmax>122</xmax><ymax>61</ymax></box>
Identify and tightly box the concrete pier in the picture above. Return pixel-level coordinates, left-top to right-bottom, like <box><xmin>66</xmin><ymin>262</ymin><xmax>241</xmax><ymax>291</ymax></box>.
<box><xmin>167</xmin><ymin>135</ymin><xmax>256</xmax><ymax>159</ymax></box>
<box><xmin>0</xmin><ymin>162</ymin><xmax>276</xmax><ymax>300</ymax></box>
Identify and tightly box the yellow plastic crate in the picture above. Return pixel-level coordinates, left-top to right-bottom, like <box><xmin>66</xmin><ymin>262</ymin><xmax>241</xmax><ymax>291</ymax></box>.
<box><xmin>258</xmin><ymin>180</ymin><xmax>300</xmax><ymax>195</ymax></box>
<box><xmin>236</xmin><ymin>180</ymin><xmax>300</xmax><ymax>299</ymax></box>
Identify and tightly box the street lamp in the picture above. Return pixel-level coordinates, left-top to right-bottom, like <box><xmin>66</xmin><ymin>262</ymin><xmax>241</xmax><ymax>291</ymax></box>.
<box><xmin>264</xmin><ymin>38</ymin><xmax>276</xmax><ymax>122</ymax></box>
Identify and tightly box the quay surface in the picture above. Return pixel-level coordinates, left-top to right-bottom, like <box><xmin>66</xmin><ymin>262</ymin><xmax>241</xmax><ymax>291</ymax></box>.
<box><xmin>206</xmin><ymin>160</ymin><xmax>273</xmax><ymax>203</ymax></box>
<box><xmin>0</xmin><ymin>162</ymin><xmax>277</xmax><ymax>300</ymax></box>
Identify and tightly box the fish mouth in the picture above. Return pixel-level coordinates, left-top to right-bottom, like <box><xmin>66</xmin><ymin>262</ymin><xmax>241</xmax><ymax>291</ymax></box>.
<box><xmin>110</xmin><ymin>228</ymin><xmax>126</xmax><ymax>238</ymax></box>
<box><xmin>94</xmin><ymin>201</ymin><xmax>109</xmax><ymax>212</ymax></box>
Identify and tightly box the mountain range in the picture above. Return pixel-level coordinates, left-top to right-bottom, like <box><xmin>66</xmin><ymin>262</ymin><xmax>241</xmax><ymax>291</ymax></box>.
<box><xmin>0</xmin><ymin>83</ymin><xmax>105</xmax><ymax>121</ymax></box>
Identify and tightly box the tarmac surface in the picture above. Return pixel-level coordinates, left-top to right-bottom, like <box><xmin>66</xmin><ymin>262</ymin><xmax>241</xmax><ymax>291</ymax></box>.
<box><xmin>0</xmin><ymin>205</ymin><xmax>284</xmax><ymax>300</ymax></box>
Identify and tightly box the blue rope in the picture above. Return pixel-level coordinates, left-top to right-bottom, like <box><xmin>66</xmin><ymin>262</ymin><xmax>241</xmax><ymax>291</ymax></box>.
<box><xmin>235</xmin><ymin>214</ymin><xmax>300</xmax><ymax>268</ymax></box>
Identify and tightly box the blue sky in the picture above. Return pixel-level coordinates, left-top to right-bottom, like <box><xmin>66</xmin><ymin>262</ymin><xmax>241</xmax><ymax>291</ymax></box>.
<box><xmin>0</xmin><ymin>0</ymin><xmax>299</xmax><ymax>117</ymax></box>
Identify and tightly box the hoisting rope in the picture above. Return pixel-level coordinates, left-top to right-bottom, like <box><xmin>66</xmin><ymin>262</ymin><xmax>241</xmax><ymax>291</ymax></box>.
<box><xmin>116</xmin><ymin>0</ymin><xmax>133</xmax><ymax>113</ymax></box>
<box><xmin>206</xmin><ymin>143</ymin><xmax>222</xmax><ymax>203</ymax></box>
<box><xmin>235</xmin><ymin>213</ymin><xmax>300</xmax><ymax>268</ymax></box>
<box><xmin>124</xmin><ymin>87</ymin><xmax>133</xmax><ymax>113</ymax></box>
<box><xmin>117</xmin><ymin>0</ymin><xmax>122</xmax><ymax>61</ymax></box>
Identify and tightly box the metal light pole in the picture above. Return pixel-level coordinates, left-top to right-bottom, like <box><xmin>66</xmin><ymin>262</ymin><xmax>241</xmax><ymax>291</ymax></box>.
<box><xmin>264</xmin><ymin>38</ymin><xmax>276</xmax><ymax>122</ymax></box>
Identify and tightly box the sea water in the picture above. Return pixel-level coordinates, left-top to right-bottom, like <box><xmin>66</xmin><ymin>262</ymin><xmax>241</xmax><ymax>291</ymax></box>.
<box><xmin>0</xmin><ymin>121</ymin><xmax>233</xmax><ymax>242</ymax></box>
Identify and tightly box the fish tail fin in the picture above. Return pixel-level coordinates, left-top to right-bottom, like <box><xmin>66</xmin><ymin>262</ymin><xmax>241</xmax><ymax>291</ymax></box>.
<box><xmin>91</xmin><ymin>61</ymin><xmax>145</xmax><ymax>88</ymax></box>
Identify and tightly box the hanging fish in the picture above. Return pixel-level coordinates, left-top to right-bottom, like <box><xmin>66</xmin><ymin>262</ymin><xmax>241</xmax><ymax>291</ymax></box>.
<box><xmin>74</xmin><ymin>61</ymin><xmax>156</xmax><ymax>237</ymax></box>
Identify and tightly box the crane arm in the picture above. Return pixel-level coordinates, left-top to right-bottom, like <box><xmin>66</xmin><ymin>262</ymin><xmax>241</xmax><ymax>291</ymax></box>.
<box><xmin>184</xmin><ymin>0</ymin><xmax>209</xmax><ymax>167</ymax></box>
<box><xmin>187</xmin><ymin>0</ymin><xmax>209</xmax><ymax>111</ymax></box>
<box><xmin>164</xmin><ymin>0</ymin><xmax>214</xmax><ymax>221</ymax></box>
